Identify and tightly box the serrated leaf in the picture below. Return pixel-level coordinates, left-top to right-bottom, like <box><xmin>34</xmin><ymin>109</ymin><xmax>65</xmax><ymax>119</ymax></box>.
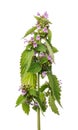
<box><xmin>49</xmin><ymin>94</ymin><xmax>59</xmax><ymax>115</ymax></box>
<box><xmin>52</xmin><ymin>75</ymin><xmax>61</xmax><ymax>106</ymax></box>
<box><xmin>16</xmin><ymin>95</ymin><xmax>26</xmax><ymax>107</ymax></box>
<box><xmin>29</xmin><ymin>88</ymin><xmax>37</xmax><ymax>97</ymax></box>
<box><xmin>52</xmin><ymin>46</ymin><xmax>58</xmax><ymax>53</ymax></box>
<box><xmin>39</xmin><ymin>82</ymin><xmax>49</xmax><ymax>92</ymax></box>
<box><xmin>23</xmin><ymin>26</ymin><xmax>37</xmax><ymax>38</ymax></box>
<box><xmin>46</xmin><ymin>41</ymin><xmax>54</xmax><ymax>62</ymax></box>
<box><xmin>22</xmin><ymin>72</ymin><xmax>37</xmax><ymax>88</ymax></box>
<box><xmin>20</xmin><ymin>49</ymin><xmax>34</xmax><ymax>85</ymax></box>
<box><xmin>47</xmin><ymin>72</ymin><xmax>61</xmax><ymax>106</ymax></box>
<box><xmin>35</xmin><ymin>44</ymin><xmax>47</xmax><ymax>52</ymax></box>
<box><xmin>22</xmin><ymin>103</ymin><xmax>30</xmax><ymax>114</ymax></box>
<box><xmin>26</xmin><ymin>44</ymin><xmax>32</xmax><ymax>50</ymax></box>
<box><xmin>40</xmin><ymin>57</ymin><xmax>48</xmax><ymax>64</ymax></box>
<box><xmin>28</xmin><ymin>62</ymin><xmax>41</xmax><ymax>73</ymax></box>
<box><xmin>47</xmin><ymin>29</ymin><xmax>52</xmax><ymax>42</ymax></box>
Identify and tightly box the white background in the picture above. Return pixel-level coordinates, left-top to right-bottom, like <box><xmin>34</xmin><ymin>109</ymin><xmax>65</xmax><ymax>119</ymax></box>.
<box><xmin>0</xmin><ymin>0</ymin><xmax>78</xmax><ymax>130</ymax></box>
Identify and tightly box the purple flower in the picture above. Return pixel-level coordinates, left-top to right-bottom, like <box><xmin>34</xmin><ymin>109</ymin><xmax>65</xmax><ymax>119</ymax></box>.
<box><xmin>21</xmin><ymin>89</ymin><xmax>27</xmax><ymax>96</ymax></box>
<box><xmin>47</xmin><ymin>55</ymin><xmax>52</xmax><ymax>62</ymax></box>
<box><xmin>37</xmin><ymin>12</ymin><xmax>40</xmax><ymax>16</ymax></box>
<box><xmin>43</xmin><ymin>27</ymin><xmax>48</xmax><ymax>33</ymax></box>
<box><xmin>39</xmin><ymin>52</ymin><xmax>45</xmax><ymax>57</ymax></box>
<box><xmin>36</xmin><ymin>35</ymin><xmax>40</xmax><ymax>40</ymax></box>
<box><xmin>33</xmin><ymin>42</ymin><xmax>37</xmax><ymax>48</ymax></box>
<box><xmin>42</xmin><ymin>71</ymin><xmax>47</xmax><ymax>78</ymax></box>
<box><xmin>30</xmin><ymin>37</ymin><xmax>34</xmax><ymax>42</ymax></box>
<box><xmin>36</xmin><ymin>24</ymin><xmax>41</xmax><ymax>30</ymax></box>
<box><xmin>24</xmin><ymin>39</ymin><xmax>28</xmax><ymax>44</ymax></box>
<box><xmin>43</xmin><ymin>11</ymin><xmax>48</xmax><ymax>18</ymax></box>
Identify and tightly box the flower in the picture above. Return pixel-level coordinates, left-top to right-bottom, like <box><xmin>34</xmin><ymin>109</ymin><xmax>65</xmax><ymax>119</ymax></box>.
<box><xmin>42</xmin><ymin>71</ymin><xmax>47</xmax><ymax>78</ymax></box>
<box><xmin>37</xmin><ymin>12</ymin><xmax>40</xmax><ymax>16</ymax></box>
<box><xmin>21</xmin><ymin>89</ymin><xmax>27</xmax><ymax>96</ymax></box>
<box><xmin>24</xmin><ymin>39</ymin><xmax>28</xmax><ymax>44</ymax></box>
<box><xmin>39</xmin><ymin>52</ymin><xmax>45</xmax><ymax>57</ymax></box>
<box><xmin>36</xmin><ymin>24</ymin><xmax>41</xmax><ymax>30</ymax></box>
<box><xmin>33</xmin><ymin>42</ymin><xmax>37</xmax><ymax>48</ymax></box>
<box><xmin>30</xmin><ymin>37</ymin><xmax>34</xmax><ymax>42</ymax></box>
<box><xmin>34</xmin><ymin>102</ymin><xmax>38</xmax><ymax>107</ymax></box>
<box><xmin>43</xmin><ymin>27</ymin><xmax>48</xmax><ymax>33</ymax></box>
<box><xmin>47</xmin><ymin>55</ymin><xmax>52</xmax><ymax>62</ymax></box>
<box><xmin>43</xmin><ymin>11</ymin><xmax>48</xmax><ymax>18</ymax></box>
<box><xmin>36</xmin><ymin>35</ymin><xmax>40</xmax><ymax>40</ymax></box>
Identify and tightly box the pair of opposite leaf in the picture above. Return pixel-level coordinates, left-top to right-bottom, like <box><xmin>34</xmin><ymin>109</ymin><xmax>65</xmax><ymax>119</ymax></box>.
<box><xmin>16</xmin><ymin>12</ymin><xmax>62</xmax><ymax>115</ymax></box>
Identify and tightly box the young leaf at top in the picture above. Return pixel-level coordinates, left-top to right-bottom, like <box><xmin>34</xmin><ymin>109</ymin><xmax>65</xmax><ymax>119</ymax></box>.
<box><xmin>47</xmin><ymin>29</ymin><xmax>52</xmax><ymax>43</ymax></box>
<box><xmin>22</xmin><ymin>103</ymin><xmax>30</xmax><ymax>115</ymax></box>
<box><xmin>46</xmin><ymin>41</ymin><xmax>54</xmax><ymax>62</ymax></box>
<box><xmin>52</xmin><ymin>46</ymin><xmax>58</xmax><ymax>53</ymax></box>
<box><xmin>23</xmin><ymin>26</ymin><xmax>37</xmax><ymax>38</ymax></box>
<box><xmin>49</xmin><ymin>94</ymin><xmax>59</xmax><ymax>115</ymax></box>
<box><xmin>35</xmin><ymin>44</ymin><xmax>47</xmax><ymax>52</ymax></box>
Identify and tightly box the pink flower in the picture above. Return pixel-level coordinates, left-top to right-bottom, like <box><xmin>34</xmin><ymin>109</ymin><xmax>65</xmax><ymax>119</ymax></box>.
<box><xmin>30</xmin><ymin>37</ymin><xmax>34</xmax><ymax>42</ymax></box>
<box><xmin>24</xmin><ymin>39</ymin><xmax>28</xmax><ymax>44</ymax></box>
<box><xmin>36</xmin><ymin>35</ymin><xmax>40</xmax><ymax>40</ymax></box>
<box><xmin>42</xmin><ymin>71</ymin><xmax>47</xmax><ymax>78</ymax></box>
<box><xmin>36</xmin><ymin>24</ymin><xmax>41</xmax><ymax>30</ymax></box>
<box><xmin>39</xmin><ymin>52</ymin><xmax>45</xmax><ymax>57</ymax></box>
<box><xmin>33</xmin><ymin>42</ymin><xmax>37</xmax><ymax>48</ymax></box>
<box><xmin>21</xmin><ymin>89</ymin><xmax>27</xmax><ymax>96</ymax></box>
<box><xmin>37</xmin><ymin>12</ymin><xmax>40</xmax><ymax>16</ymax></box>
<box><xmin>43</xmin><ymin>27</ymin><xmax>48</xmax><ymax>33</ymax></box>
<box><xmin>43</xmin><ymin>11</ymin><xmax>48</xmax><ymax>18</ymax></box>
<box><xmin>47</xmin><ymin>55</ymin><xmax>52</xmax><ymax>62</ymax></box>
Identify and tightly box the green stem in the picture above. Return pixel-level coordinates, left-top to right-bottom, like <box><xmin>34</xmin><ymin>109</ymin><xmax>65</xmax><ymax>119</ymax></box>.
<box><xmin>37</xmin><ymin>73</ymin><xmax>41</xmax><ymax>130</ymax></box>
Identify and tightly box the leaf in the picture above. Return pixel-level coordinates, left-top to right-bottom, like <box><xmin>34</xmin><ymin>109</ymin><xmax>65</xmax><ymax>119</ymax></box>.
<box><xmin>28</xmin><ymin>62</ymin><xmax>41</xmax><ymax>73</ymax></box>
<box><xmin>29</xmin><ymin>88</ymin><xmax>37</xmax><ymax>97</ymax></box>
<box><xmin>23</xmin><ymin>26</ymin><xmax>37</xmax><ymax>38</ymax></box>
<box><xmin>49</xmin><ymin>94</ymin><xmax>59</xmax><ymax>115</ymax></box>
<box><xmin>22</xmin><ymin>103</ymin><xmax>30</xmax><ymax>115</ymax></box>
<box><xmin>39</xmin><ymin>82</ymin><xmax>49</xmax><ymax>92</ymax></box>
<box><xmin>47</xmin><ymin>71</ymin><xmax>54</xmax><ymax>96</ymax></box>
<box><xmin>26</xmin><ymin>44</ymin><xmax>32</xmax><ymax>50</ymax></box>
<box><xmin>22</xmin><ymin>72</ymin><xmax>37</xmax><ymax>88</ymax></box>
<box><xmin>47</xmin><ymin>29</ymin><xmax>52</xmax><ymax>42</ymax></box>
<box><xmin>39</xmin><ymin>92</ymin><xmax>45</xmax><ymax>102</ymax></box>
<box><xmin>16</xmin><ymin>95</ymin><xmax>26</xmax><ymax>107</ymax></box>
<box><xmin>35</xmin><ymin>44</ymin><xmax>47</xmax><ymax>52</ymax></box>
<box><xmin>52</xmin><ymin>46</ymin><xmax>58</xmax><ymax>53</ymax></box>
<box><xmin>47</xmin><ymin>72</ymin><xmax>61</xmax><ymax>106</ymax></box>
<box><xmin>34</xmin><ymin>16</ymin><xmax>52</xmax><ymax>24</ymax></box>
<box><xmin>20</xmin><ymin>49</ymin><xmax>34</xmax><ymax>84</ymax></box>
<box><xmin>46</xmin><ymin>41</ymin><xmax>54</xmax><ymax>62</ymax></box>
<box><xmin>52</xmin><ymin>75</ymin><xmax>61</xmax><ymax>106</ymax></box>
<box><xmin>40</xmin><ymin>57</ymin><xmax>48</xmax><ymax>64</ymax></box>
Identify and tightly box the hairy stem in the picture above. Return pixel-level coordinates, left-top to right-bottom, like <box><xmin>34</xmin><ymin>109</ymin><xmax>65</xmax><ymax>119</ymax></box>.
<box><xmin>37</xmin><ymin>73</ymin><xmax>41</xmax><ymax>130</ymax></box>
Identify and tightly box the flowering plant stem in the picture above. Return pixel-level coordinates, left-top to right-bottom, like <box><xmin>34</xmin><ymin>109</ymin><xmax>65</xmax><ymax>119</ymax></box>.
<box><xmin>37</xmin><ymin>73</ymin><xmax>40</xmax><ymax>130</ymax></box>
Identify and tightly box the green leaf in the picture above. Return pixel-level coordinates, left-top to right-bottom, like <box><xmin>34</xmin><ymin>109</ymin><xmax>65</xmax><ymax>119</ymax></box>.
<box><xmin>39</xmin><ymin>92</ymin><xmax>45</xmax><ymax>102</ymax></box>
<box><xmin>23</xmin><ymin>26</ymin><xmax>37</xmax><ymax>38</ymax></box>
<box><xmin>46</xmin><ymin>41</ymin><xmax>54</xmax><ymax>62</ymax></box>
<box><xmin>47</xmin><ymin>29</ymin><xmax>52</xmax><ymax>42</ymax></box>
<box><xmin>52</xmin><ymin>75</ymin><xmax>61</xmax><ymax>106</ymax></box>
<box><xmin>16</xmin><ymin>95</ymin><xmax>26</xmax><ymax>107</ymax></box>
<box><xmin>40</xmin><ymin>57</ymin><xmax>48</xmax><ymax>64</ymax></box>
<box><xmin>26</xmin><ymin>44</ymin><xmax>32</xmax><ymax>50</ymax></box>
<box><xmin>28</xmin><ymin>62</ymin><xmax>41</xmax><ymax>73</ymax></box>
<box><xmin>47</xmin><ymin>72</ymin><xmax>61</xmax><ymax>106</ymax></box>
<box><xmin>39</xmin><ymin>82</ymin><xmax>49</xmax><ymax>92</ymax></box>
<box><xmin>34</xmin><ymin>16</ymin><xmax>52</xmax><ymax>24</ymax></box>
<box><xmin>49</xmin><ymin>94</ymin><xmax>59</xmax><ymax>115</ymax></box>
<box><xmin>52</xmin><ymin>46</ymin><xmax>58</xmax><ymax>53</ymax></box>
<box><xmin>29</xmin><ymin>88</ymin><xmax>37</xmax><ymax>97</ymax></box>
<box><xmin>35</xmin><ymin>44</ymin><xmax>47</xmax><ymax>52</ymax></box>
<box><xmin>21</xmin><ymin>72</ymin><xmax>37</xmax><ymax>88</ymax></box>
<box><xmin>20</xmin><ymin>49</ymin><xmax>34</xmax><ymax>85</ymax></box>
<box><xmin>22</xmin><ymin>103</ymin><xmax>30</xmax><ymax>115</ymax></box>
